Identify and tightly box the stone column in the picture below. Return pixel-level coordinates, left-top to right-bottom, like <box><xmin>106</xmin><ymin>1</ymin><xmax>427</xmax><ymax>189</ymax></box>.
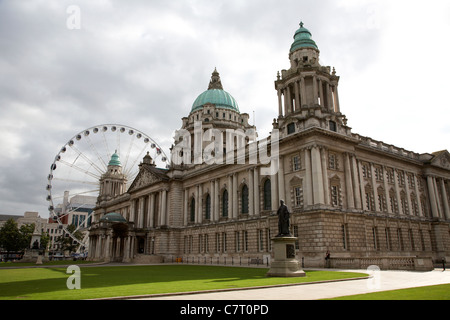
<box><xmin>294</xmin><ymin>81</ymin><xmax>300</xmax><ymax>112</ymax></box>
<box><xmin>283</xmin><ymin>88</ymin><xmax>289</xmax><ymax>116</ymax></box>
<box><xmin>394</xmin><ymin>169</ymin><xmax>402</xmax><ymax>215</ymax></box>
<box><xmin>357</xmin><ymin>160</ymin><xmax>365</xmax><ymax>209</ymax></box>
<box><xmin>383</xmin><ymin>167</ymin><xmax>392</xmax><ymax>214</ymax></box>
<box><xmin>300</xmin><ymin>77</ymin><xmax>306</xmax><ymax>108</ymax></box>
<box><xmin>440</xmin><ymin>179</ymin><xmax>450</xmax><ymax>220</ymax></box>
<box><xmin>287</xmin><ymin>85</ymin><xmax>292</xmax><ymax>114</ymax></box>
<box><xmin>277</xmin><ymin>89</ymin><xmax>283</xmax><ymax>117</ymax></box>
<box><xmin>320</xmin><ymin>148</ymin><xmax>330</xmax><ymax>205</ymax></box>
<box><xmin>370</xmin><ymin>163</ymin><xmax>379</xmax><ymax>212</ymax></box>
<box><xmin>333</xmin><ymin>84</ymin><xmax>341</xmax><ymax>113</ymax></box>
<box><xmin>413</xmin><ymin>175</ymin><xmax>423</xmax><ymax>217</ymax></box>
<box><xmin>253</xmin><ymin>167</ymin><xmax>260</xmax><ymax>215</ymax></box>
<box><xmin>129</xmin><ymin>200</ymin><xmax>136</xmax><ymax>224</ymax></box>
<box><xmin>161</xmin><ymin>189</ymin><xmax>167</xmax><ymax>226</ymax></box>
<box><xmin>319</xmin><ymin>79</ymin><xmax>324</xmax><ymax>107</ymax></box>
<box><xmin>271</xmin><ymin>167</ymin><xmax>279</xmax><ymax>211</ymax></box>
<box><xmin>304</xmin><ymin>148</ymin><xmax>313</xmax><ymax>206</ymax></box>
<box><xmin>345</xmin><ymin>153</ymin><xmax>355</xmax><ymax>209</ymax></box>
<box><xmin>149</xmin><ymin>193</ymin><xmax>155</xmax><ymax>227</ymax></box>
<box><xmin>210</xmin><ymin>180</ymin><xmax>215</xmax><ymax>221</ymax></box>
<box><xmin>183</xmin><ymin>189</ymin><xmax>188</xmax><ymax>226</ymax></box>
<box><xmin>327</xmin><ymin>84</ymin><xmax>333</xmax><ymax>112</ymax></box>
<box><xmin>228</xmin><ymin>175</ymin><xmax>233</xmax><ymax>218</ymax></box>
<box><xmin>104</xmin><ymin>234</ymin><xmax>111</xmax><ymax>262</ymax></box>
<box><xmin>233</xmin><ymin>173</ymin><xmax>238</xmax><ymax>219</ymax></box>
<box><xmin>427</xmin><ymin>176</ymin><xmax>439</xmax><ymax>218</ymax></box>
<box><xmin>311</xmin><ymin>146</ymin><xmax>324</xmax><ymax>204</ymax></box>
<box><xmin>312</xmin><ymin>76</ymin><xmax>318</xmax><ymax>105</ymax></box>
<box><xmin>404</xmin><ymin>173</ymin><xmax>413</xmax><ymax>215</ymax></box>
<box><xmin>249</xmin><ymin>169</ymin><xmax>254</xmax><ymax>216</ymax></box>
<box><xmin>198</xmin><ymin>184</ymin><xmax>203</xmax><ymax>223</ymax></box>
<box><xmin>195</xmin><ymin>185</ymin><xmax>200</xmax><ymax>224</ymax></box>
<box><xmin>278</xmin><ymin>156</ymin><xmax>286</xmax><ymax>204</ymax></box>
<box><xmin>95</xmin><ymin>236</ymin><xmax>102</xmax><ymax>260</ymax></box>
<box><xmin>214</xmin><ymin>179</ymin><xmax>220</xmax><ymax>221</ymax></box>
<box><xmin>352</xmin><ymin>155</ymin><xmax>362</xmax><ymax>209</ymax></box>
<box><xmin>138</xmin><ymin>197</ymin><xmax>144</xmax><ymax>228</ymax></box>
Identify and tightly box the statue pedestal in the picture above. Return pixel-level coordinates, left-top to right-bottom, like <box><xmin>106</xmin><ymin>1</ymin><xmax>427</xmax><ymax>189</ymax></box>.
<box><xmin>266</xmin><ymin>237</ymin><xmax>306</xmax><ymax>278</ymax></box>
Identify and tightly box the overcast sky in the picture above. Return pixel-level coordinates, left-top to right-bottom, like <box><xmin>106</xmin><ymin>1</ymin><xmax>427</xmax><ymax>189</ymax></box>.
<box><xmin>1</xmin><ymin>0</ymin><xmax>449</xmax><ymax>218</ymax></box>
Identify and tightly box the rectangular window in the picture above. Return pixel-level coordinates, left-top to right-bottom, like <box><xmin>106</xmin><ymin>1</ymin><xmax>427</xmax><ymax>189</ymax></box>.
<box><xmin>294</xmin><ymin>186</ymin><xmax>303</xmax><ymax>207</ymax></box>
<box><xmin>397</xmin><ymin>229</ymin><xmax>404</xmax><ymax>251</ymax></box>
<box><xmin>372</xmin><ymin>227</ymin><xmax>379</xmax><ymax>250</ymax></box>
<box><xmin>222</xmin><ymin>232</ymin><xmax>227</xmax><ymax>253</ymax></box>
<box><xmin>292</xmin><ymin>155</ymin><xmax>300</xmax><ymax>171</ymax></box>
<box><xmin>287</xmin><ymin>123</ymin><xmax>295</xmax><ymax>135</ymax></box>
<box><xmin>243</xmin><ymin>231</ymin><xmax>248</xmax><ymax>252</ymax></box>
<box><xmin>216</xmin><ymin>233</ymin><xmax>220</xmax><ymax>253</ymax></box>
<box><xmin>266</xmin><ymin>228</ymin><xmax>272</xmax><ymax>251</ymax></box>
<box><xmin>258</xmin><ymin>229</ymin><xmax>264</xmax><ymax>252</ymax></box>
<box><xmin>235</xmin><ymin>231</ymin><xmax>240</xmax><ymax>252</ymax></box>
<box><xmin>342</xmin><ymin>224</ymin><xmax>348</xmax><ymax>250</ymax></box>
<box><xmin>385</xmin><ymin>228</ymin><xmax>391</xmax><ymax>251</ymax></box>
<box><xmin>331</xmin><ymin>185</ymin><xmax>339</xmax><ymax>207</ymax></box>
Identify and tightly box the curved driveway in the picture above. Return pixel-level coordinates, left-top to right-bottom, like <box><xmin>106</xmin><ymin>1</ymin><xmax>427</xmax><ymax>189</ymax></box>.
<box><xmin>135</xmin><ymin>269</ymin><xmax>450</xmax><ymax>300</ymax></box>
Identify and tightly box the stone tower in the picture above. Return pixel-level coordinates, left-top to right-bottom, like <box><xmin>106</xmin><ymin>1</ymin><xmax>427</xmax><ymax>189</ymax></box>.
<box><xmin>98</xmin><ymin>151</ymin><xmax>127</xmax><ymax>203</ymax></box>
<box><xmin>274</xmin><ymin>22</ymin><xmax>351</xmax><ymax>138</ymax></box>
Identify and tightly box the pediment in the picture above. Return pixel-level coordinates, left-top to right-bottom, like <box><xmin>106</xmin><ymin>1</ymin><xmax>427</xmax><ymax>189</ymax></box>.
<box><xmin>430</xmin><ymin>150</ymin><xmax>450</xmax><ymax>170</ymax></box>
<box><xmin>128</xmin><ymin>167</ymin><xmax>166</xmax><ymax>192</ymax></box>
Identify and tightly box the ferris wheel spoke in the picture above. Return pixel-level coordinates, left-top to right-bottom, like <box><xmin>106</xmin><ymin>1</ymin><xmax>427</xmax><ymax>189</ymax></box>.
<box><xmin>122</xmin><ymin>133</ymin><xmax>136</xmax><ymax>171</ymax></box>
<box><xmin>58</xmin><ymin>159</ymin><xmax>101</xmax><ymax>181</ymax></box>
<box><xmin>85</xmin><ymin>134</ymin><xmax>108</xmax><ymax>172</ymax></box>
<box><xmin>124</xmin><ymin>141</ymin><xmax>148</xmax><ymax>177</ymax></box>
<box><xmin>101</xmin><ymin>130</ymin><xmax>112</xmax><ymax>161</ymax></box>
<box><xmin>69</xmin><ymin>144</ymin><xmax>105</xmax><ymax>176</ymax></box>
<box><xmin>52</xmin><ymin>177</ymin><xmax>98</xmax><ymax>186</ymax></box>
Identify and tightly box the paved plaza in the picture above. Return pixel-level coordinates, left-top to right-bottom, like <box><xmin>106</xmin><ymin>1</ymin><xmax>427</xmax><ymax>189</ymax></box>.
<box><xmin>133</xmin><ymin>268</ymin><xmax>450</xmax><ymax>300</ymax></box>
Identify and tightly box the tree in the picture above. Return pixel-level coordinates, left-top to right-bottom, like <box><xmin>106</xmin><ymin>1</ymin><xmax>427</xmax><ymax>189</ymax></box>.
<box><xmin>0</xmin><ymin>219</ymin><xmax>35</xmax><ymax>252</ymax></box>
<box><xmin>55</xmin><ymin>224</ymin><xmax>83</xmax><ymax>253</ymax></box>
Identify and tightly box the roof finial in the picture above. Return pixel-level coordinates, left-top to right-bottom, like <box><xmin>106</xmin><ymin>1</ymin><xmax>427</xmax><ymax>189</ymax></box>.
<box><xmin>208</xmin><ymin>67</ymin><xmax>223</xmax><ymax>90</ymax></box>
<box><xmin>300</xmin><ymin>21</ymin><xmax>304</xmax><ymax>28</ymax></box>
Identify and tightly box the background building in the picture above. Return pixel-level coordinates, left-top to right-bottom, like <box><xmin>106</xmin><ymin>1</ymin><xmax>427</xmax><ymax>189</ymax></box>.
<box><xmin>88</xmin><ymin>23</ymin><xmax>450</xmax><ymax>270</ymax></box>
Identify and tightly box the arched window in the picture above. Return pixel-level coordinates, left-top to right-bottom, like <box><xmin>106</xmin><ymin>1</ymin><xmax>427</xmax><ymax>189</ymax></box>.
<box><xmin>190</xmin><ymin>198</ymin><xmax>195</xmax><ymax>222</ymax></box>
<box><xmin>205</xmin><ymin>194</ymin><xmax>211</xmax><ymax>220</ymax></box>
<box><xmin>241</xmin><ymin>185</ymin><xmax>249</xmax><ymax>214</ymax></box>
<box><xmin>222</xmin><ymin>190</ymin><xmax>229</xmax><ymax>217</ymax></box>
<box><xmin>263</xmin><ymin>179</ymin><xmax>271</xmax><ymax>210</ymax></box>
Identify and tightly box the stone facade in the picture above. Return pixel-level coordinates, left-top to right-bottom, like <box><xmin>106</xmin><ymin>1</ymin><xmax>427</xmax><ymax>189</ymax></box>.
<box><xmin>88</xmin><ymin>23</ymin><xmax>450</xmax><ymax>270</ymax></box>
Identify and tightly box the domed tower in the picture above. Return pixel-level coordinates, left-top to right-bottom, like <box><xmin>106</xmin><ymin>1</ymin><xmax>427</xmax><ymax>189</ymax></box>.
<box><xmin>274</xmin><ymin>22</ymin><xmax>351</xmax><ymax>138</ymax></box>
<box><xmin>173</xmin><ymin>68</ymin><xmax>256</xmax><ymax>166</ymax></box>
<box><xmin>98</xmin><ymin>151</ymin><xmax>128</xmax><ymax>203</ymax></box>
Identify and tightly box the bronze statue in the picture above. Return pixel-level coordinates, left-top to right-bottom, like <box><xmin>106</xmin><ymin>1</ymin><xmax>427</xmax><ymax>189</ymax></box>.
<box><xmin>276</xmin><ymin>200</ymin><xmax>292</xmax><ymax>237</ymax></box>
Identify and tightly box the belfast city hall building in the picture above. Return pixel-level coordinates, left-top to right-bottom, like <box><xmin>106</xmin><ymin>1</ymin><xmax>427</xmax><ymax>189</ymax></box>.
<box><xmin>88</xmin><ymin>23</ymin><xmax>450</xmax><ymax>270</ymax></box>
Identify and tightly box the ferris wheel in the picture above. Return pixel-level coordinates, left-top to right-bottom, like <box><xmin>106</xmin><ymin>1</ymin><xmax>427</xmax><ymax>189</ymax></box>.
<box><xmin>46</xmin><ymin>124</ymin><xmax>170</xmax><ymax>252</ymax></box>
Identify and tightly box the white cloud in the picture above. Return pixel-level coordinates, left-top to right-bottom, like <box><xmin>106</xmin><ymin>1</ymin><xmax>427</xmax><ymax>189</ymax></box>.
<box><xmin>0</xmin><ymin>0</ymin><xmax>448</xmax><ymax>217</ymax></box>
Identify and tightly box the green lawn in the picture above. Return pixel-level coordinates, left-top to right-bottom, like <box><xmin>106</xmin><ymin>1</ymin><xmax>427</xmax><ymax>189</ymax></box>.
<box><xmin>0</xmin><ymin>265</ymin><xmax>367</xmax><ymax>300</ymax></box>
<box><xmin>329</xmin><ymin>283</ymin><xmax>450</xmax><ymax>300</ymax></box>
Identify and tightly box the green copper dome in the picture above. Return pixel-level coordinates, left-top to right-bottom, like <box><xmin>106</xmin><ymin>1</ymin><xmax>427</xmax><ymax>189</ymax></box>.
<box><xmin>100</xmin><ymin>212</ymin><xmax>127</xmax><ymax>223</ymax></box>
<box><xmin>290</xmin><ymin>22</ymin><xmax>319</xmax><ymax>52</ymax></box>
<box><xmin>108</xmin><ymin>151</ymin><xmax>121</xmax><ymax>166</ymax></box>
<box><xmin>192</xmin><ymin>89</ymin><xmax>239</xmax><ymax>113</ymax></box>
<box><xmin>191</xmin><ymin>68</ymin><xmax>240</xmax><ymax>113</ymax></box>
